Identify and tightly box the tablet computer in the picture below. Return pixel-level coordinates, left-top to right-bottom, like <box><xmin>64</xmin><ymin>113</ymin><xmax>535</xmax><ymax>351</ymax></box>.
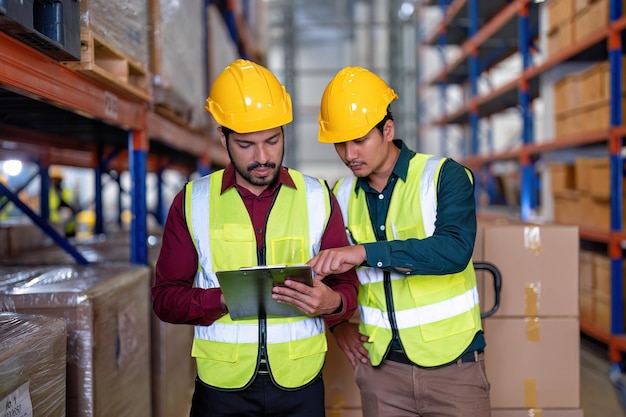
<box><xmin>215</xmin><ymin>265</ymin><xmax>314</xmax><ymax>320</ymax></box>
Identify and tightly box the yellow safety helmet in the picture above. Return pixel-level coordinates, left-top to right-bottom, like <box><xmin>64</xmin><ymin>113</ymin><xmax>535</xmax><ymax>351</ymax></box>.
<box><xmin>318</xmin><ymin>66</ymin><xmax>398</xmax><ymax>144</ymax></box>
<box><xmin>49</xmin><ymin>165</ymin><xmax>63</xmax><ymax>180</ymax></box>
<box><xmin>206</xmin><ymin>59</ymin><xmax>292</xmax><ymax>133</ymax></box>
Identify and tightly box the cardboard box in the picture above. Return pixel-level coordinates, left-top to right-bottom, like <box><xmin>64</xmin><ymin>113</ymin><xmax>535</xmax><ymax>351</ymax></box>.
<box><xmin>325</xmin><ymin>409</ymin><xmax>363</xmax><ymax>417</ymax></box>
<box><xmin>481</xmin><ymin>225</ymin><xmax>579</xmax><ymax>317</ymax></box>
<box><xmin>579</xmin><ymin>250</ymin><xmax>594</xmax><ymax>291</ymax></box>
<box><xmin>323</xmin><ymin>329</ymin><xmax>362</xmax><ymax>410</ymax></box>
<box><xmin>548</xmin><ymin>0</ymin><xmax>576</xmax><ymax>31</ymax></box>
<box><xmin>0</xmin><ymin>264</ymin><xmax>152</xmax><ymax>417</ymax></box>
<box><xmin>553</xmin><ymin>190</ymin><xmax>581</xmax><ymax>226</ymax></box>
<box><xmin>484</xmin><ymin>317</ymin><xmax>580</xmax><ymax>409</ymax></box>
<box><xmin>548</xmin><ymin>163</ymin><xmax>576</xmax><ymax>194</ymax></box>
<box><xmin>491</xmin><ymin>409</ymin><xmax>584</xmax><ymax>417</ymax></box>
<box><xmin>579</xmin><ymin>288</ymin><xmax>594</xmax><ymax>323</ymax></box>
<box><xmin>151</xmin><ymin>316</ymin><xmax>195</xmax><ymax>417</ymax></box>
<box><xmin>0</xmin><ymin>312</ymin><xmax>67</xmax><ymax>417</ymax></box>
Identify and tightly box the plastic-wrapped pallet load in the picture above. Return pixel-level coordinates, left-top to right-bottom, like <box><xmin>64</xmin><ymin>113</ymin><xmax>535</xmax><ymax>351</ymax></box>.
<box><xmin>0</xmin><ymin>312</ymin><xmax>67</xmax><ymax>417</ymax></box>
<box><xmin>151</xmin><ymin>0</ymin><xmax>209</xmax><ymax>130</ymax></box>
<box><xmin>1</xmin><ymin>237</ymin><xmax>196</xmax><ymax>417</ymax></box>
<box><xmin>0</xmin><ymin>264</ymin><xmax>152</xmax><ymax>417</ymax></box>
<box><xmin>79</xmin><ymin>0</ymin><xmax>149</xmax><ymax>68</ymax></box>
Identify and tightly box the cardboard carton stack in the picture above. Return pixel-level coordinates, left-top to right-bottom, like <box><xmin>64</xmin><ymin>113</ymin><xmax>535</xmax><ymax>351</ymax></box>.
<box><xmin>150</xmin><ymin>0</ymin><xmax>209</xmax><ymax>131</ymax></box>
<box><xmin>0</xmin><ymin>232</ymin><xmax>196</xmax><ymax>417</ymax></box>
<box><xmin>0</xmin><ymin>312</ymin><xmax>67</xmax><ymax>417</ymax></box>
<box><xmin>0</xmin><ymin>264</ymin><xmax>152</xmax><ymax>417</ymax></box>
<box><xmin>476</xmin><ymin>223</ymin><xmax>584</xmax><ymax>416</ymax></box>
<box><xmin>550</xmin><ymin>157</ymin><xmax>626</xmax><ymax>231</ymax></box>
<box><xmin>323</xmin><ymin>316</ymin><xmax>363</xmax><ymax>417</ymax></box>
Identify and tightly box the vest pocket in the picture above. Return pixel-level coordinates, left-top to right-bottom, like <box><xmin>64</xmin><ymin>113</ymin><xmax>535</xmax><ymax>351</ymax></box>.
<box><xmin>192</xmin><ymin>339</ymin><xmax>238</xmax><ymax>363</ymax></box>
<box><xmin>211</xmin><ymin>224</ymin><xmax>256</xmax><ymax>267</ymax></box>
<box><xmin>288</xmin><ymin>333</ymin><xmax>327</xmax><ymax>360</ymax></box>
<box><xmin>393</xmin><ymin>224</ymin><xmax>421</xmax><ymax>240</ymax></box>
<box><xmin>269</xmin><ymin>237</ymin><xmax>306</xmax><ymax>265</ymax></box>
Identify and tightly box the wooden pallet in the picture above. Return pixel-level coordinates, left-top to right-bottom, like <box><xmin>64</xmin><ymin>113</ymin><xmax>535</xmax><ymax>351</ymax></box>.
<box><xmin>63</xmin><ymin>29</ymin><xmax>151</xmax><ymax>102</ymax></box>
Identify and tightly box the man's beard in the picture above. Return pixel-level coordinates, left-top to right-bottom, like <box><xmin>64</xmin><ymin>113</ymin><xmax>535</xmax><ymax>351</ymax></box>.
<box><xmin>227</xmin><ymin>144</ymin><xmax>282</xmax><ymax>188</ymax></box>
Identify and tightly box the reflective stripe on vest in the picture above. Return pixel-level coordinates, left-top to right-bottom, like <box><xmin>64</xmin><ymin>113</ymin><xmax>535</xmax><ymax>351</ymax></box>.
<box><xmin>334</xmin><ymin>154</ymin><xmax>482</xmax><ymax>367</ymax></box>
<box><xmin>185</xmin><ymin>169</ymin><xmax>330</xmax><ymax>389</ymax></box>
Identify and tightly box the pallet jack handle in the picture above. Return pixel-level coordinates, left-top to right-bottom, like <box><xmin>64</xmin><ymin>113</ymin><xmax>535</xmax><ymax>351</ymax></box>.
<box><xmin>474</xmin><ymin>262</ymin><xmax>502</xmax><ymax>319</ymax></box>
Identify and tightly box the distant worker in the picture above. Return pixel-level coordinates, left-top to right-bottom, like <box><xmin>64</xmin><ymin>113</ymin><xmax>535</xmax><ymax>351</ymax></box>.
<box><xmin>48</xmin><ymin>166</ymin><xmax>78</xmax><ymax>237</ymax></box>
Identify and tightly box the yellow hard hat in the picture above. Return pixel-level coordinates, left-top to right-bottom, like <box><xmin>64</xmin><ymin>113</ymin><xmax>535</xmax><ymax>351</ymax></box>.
<box><xmin>49</xmin><ymin>165</ymin><xmax>63</xmax><ymax>180</ymax></box>
<box><xmin>318</xmin><ymin>66</ymin><xmax>398</xmax><ymax>144</ymax></box>
<box><xmin>206</xmin><ymin>59</ymin><xmax>292</xmax><ymax>133</ymax></box>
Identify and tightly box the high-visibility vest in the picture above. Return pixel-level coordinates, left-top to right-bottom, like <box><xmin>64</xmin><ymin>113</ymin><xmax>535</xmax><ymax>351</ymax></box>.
<box><xmin>185</xmin><ymin>169</ymin><xmax>331</xmax><ymax>389</ymax></box>
<box><xmin>334</xmin><ymin>154</ymin><xmax>482</xmax><ymax>367</ymax></box>
<box><xmin>48</xmin><ymin>187</ymin><xmax>73</xmax><ymax>223</ymax></box>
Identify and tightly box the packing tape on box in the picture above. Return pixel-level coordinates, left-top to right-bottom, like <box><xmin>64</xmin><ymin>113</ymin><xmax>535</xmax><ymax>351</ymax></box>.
<box><xmin>524</xmin><ymin>319</ymin><xmax>540</xmax><ymax>408</ymax></box>
<box><xmin>523</xmin><ymin>226</ymin><xmax>542</xmax><ymax>255</ymax></box>
<box><xmin>525</xmin><ymin>282</ymin><xmax>541</xmax><ymax>316</ymax></box>
<box><xmin>525</xmin><ymin>317</ymin><xmax>540</xmax><ymax>342</ymax></box>
<box><xmin>524</xmin><ymin>378</ymin><xmax>538</xmax><ymax>408</ymax></box>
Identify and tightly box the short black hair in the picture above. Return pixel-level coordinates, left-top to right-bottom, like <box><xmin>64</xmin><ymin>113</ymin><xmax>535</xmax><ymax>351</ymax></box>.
<box><xmin>374</xmin><ymin>106</ymin><xmax>394</xmax><ymax>135</ymax></box>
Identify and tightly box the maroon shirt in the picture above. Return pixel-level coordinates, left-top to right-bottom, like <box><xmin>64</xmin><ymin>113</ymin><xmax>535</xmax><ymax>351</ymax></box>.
<box><xmin>152</xmin><ymin>164</ymin><xmax>358</xmax><ymax>328</ymax></box>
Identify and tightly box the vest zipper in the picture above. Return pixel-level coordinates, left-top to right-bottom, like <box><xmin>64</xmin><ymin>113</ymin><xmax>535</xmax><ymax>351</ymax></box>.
<box><xmin>257</xmin><ymin>187</ymin><xmax>281</xmax><ymax>374</ymax></box>
<box><xmin>383</xmin><ymin>270</ymin><xmax>401</xmax><ymax>350</ymax></box>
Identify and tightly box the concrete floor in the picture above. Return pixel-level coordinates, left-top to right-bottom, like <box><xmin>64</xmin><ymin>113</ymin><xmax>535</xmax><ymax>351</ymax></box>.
<box><xmin>580</xmin><ymin>335</ymin><xmax>626</xmax><ymax>417</ymax></box>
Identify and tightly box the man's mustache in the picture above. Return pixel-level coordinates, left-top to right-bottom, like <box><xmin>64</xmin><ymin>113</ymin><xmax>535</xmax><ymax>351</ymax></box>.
<box><xmin>248</xmin><ymin>162</ymin><xmax>276</xmax><ymax>171</ymax></box>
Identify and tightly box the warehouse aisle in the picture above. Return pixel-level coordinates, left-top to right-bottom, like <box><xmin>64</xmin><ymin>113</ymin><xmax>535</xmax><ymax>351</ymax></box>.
<box><xmin>580</xmin><ymin>335</ymin><xmax>626</xmax><ymax>417</ymax></box>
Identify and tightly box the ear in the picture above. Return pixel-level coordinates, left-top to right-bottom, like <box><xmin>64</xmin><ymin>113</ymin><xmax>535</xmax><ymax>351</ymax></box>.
<box><xmin>217</xmin><ymin>126</ymin><xmax>227</xmax><ymax>148</ymax></box>
<box><xmin>383</xmin><ymin>119</ymin><xmax>395</xmax><ymax>142</ymax></box>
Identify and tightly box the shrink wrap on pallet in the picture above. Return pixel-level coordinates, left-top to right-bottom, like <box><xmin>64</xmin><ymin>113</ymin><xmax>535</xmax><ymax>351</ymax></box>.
<box><xmin>80</xmin><ymin>0</ymin><xmax>149</xmax><ymax>68</ymax></box>
<box><xmin>0</xmin><ymin>312</ymin><xmax>67</xmax><ymax>417</ymax></box>
<box><xmin>0</xmin><ymin>264</ymin><xmax>152</xmax><ymax>417</ymax></box>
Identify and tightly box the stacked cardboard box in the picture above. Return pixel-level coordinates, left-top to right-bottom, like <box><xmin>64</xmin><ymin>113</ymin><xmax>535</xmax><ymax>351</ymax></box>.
<box><xmin>0</xmin><ymin>312</ymin><xmax>67</xmax><ymax>417</ymax></box>
<box><xmin>477</xmin><ymin>224</ymin><xmax>584</xmax><ymax>415</ymax></box>
<box><xmin>550</xmin><ymin>157</ymin><xmax>625</xmax><ymax>232</ymax></box>
<box><xmin>0</xmin><ymin>219</ymin><xmax>63</xmax><ymax>261</ymax></box>
<box><xmin>583</xmin><ymin>252</ymin><xmax>626</xmax><ymax>334</ymax></box>
<box><xmin>0</xmin><ymin>264</ymin><xmax>152</xmax><ymax>417</ymax></box>
<box><xmin>323</xmin><ymin>315</ymin><xmax>363</xmax><ymax>417</ymax></box>
<box><xmin>547</xmin><ymin>0</ymin><xmax>577</xmax><ymax>56</ymax></box>
<box><xmin>0</xmin><ymin>233</ymin><xmax>196</xmax><ymax>417</ymax></box>
<box><xmin>553</xmin><ymin>58</ymin><xmax>626</xmax><ymax>138</ymax></box>
<box><xmin>150</xmin><ymin>0</ymin><xmax>209</xmax><ymax>131</ymax></box>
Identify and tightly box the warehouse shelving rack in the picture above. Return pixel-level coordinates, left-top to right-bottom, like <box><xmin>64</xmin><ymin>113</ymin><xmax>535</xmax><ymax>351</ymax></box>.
<box><xmin>0</xmin><ymin>27</ymin><xmax>217</xmax><ymax>266</ymax></box>
<box><xmin>419</xmin><ymin>0</ymin><xmax>626</xmax><ymax>366</ymax></box>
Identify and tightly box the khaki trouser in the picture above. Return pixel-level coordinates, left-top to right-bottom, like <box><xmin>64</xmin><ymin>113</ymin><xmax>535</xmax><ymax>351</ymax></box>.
<box><xmin>355</xmin><ymin>352</ymin><xmax>491</xmax><ymax>417</ymax></box>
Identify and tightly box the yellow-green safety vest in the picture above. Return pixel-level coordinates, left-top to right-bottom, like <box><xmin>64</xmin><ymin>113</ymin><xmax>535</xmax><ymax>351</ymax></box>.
<box><xmin>48</xmin><ymin>187</ymin><xmax>73</xmax><ymax>223</ymax></box>
<box><xmin>185</xmin><ymin>169</ymin><xmax>331</xmax><ymax>389</ymax></box>
<box><xmin>334</xmin><ymin>154</ymin><xmax>482</xmax><ymax>367</ymax></box>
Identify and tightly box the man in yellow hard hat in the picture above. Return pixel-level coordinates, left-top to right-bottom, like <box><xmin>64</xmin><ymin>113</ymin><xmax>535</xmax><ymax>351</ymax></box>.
<box><xmin>152</xmin><ymin>59</ymin><xmax>358</xmax><ymax>417</ymax></box>
<box><xmin>309</xmin><ymin>67</ymin><xmax>491</xmax><ymax>417</ymax></box>
<box><xmin>48</xmin><ymin>166</ymin><xmax>79</xmax><ymax>237</ymax></box>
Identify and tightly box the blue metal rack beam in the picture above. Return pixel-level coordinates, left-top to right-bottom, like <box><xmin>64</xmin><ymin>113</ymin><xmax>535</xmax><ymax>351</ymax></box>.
<box><xmin>609</xmin><ymin>0</ymin><xmax>624</xmax><ymax>338</ymax></box>
<box><xmin>518</xmin><ymin>2</ymin><xmax>536</xmax><ymax>221</ymax></box>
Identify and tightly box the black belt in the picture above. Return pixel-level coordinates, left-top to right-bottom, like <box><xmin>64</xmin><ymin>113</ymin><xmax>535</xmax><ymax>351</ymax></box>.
<box><xmin>385</xmin><ymin>349</ymin><xmax>482</xmax><ymax>366</ymax></box>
